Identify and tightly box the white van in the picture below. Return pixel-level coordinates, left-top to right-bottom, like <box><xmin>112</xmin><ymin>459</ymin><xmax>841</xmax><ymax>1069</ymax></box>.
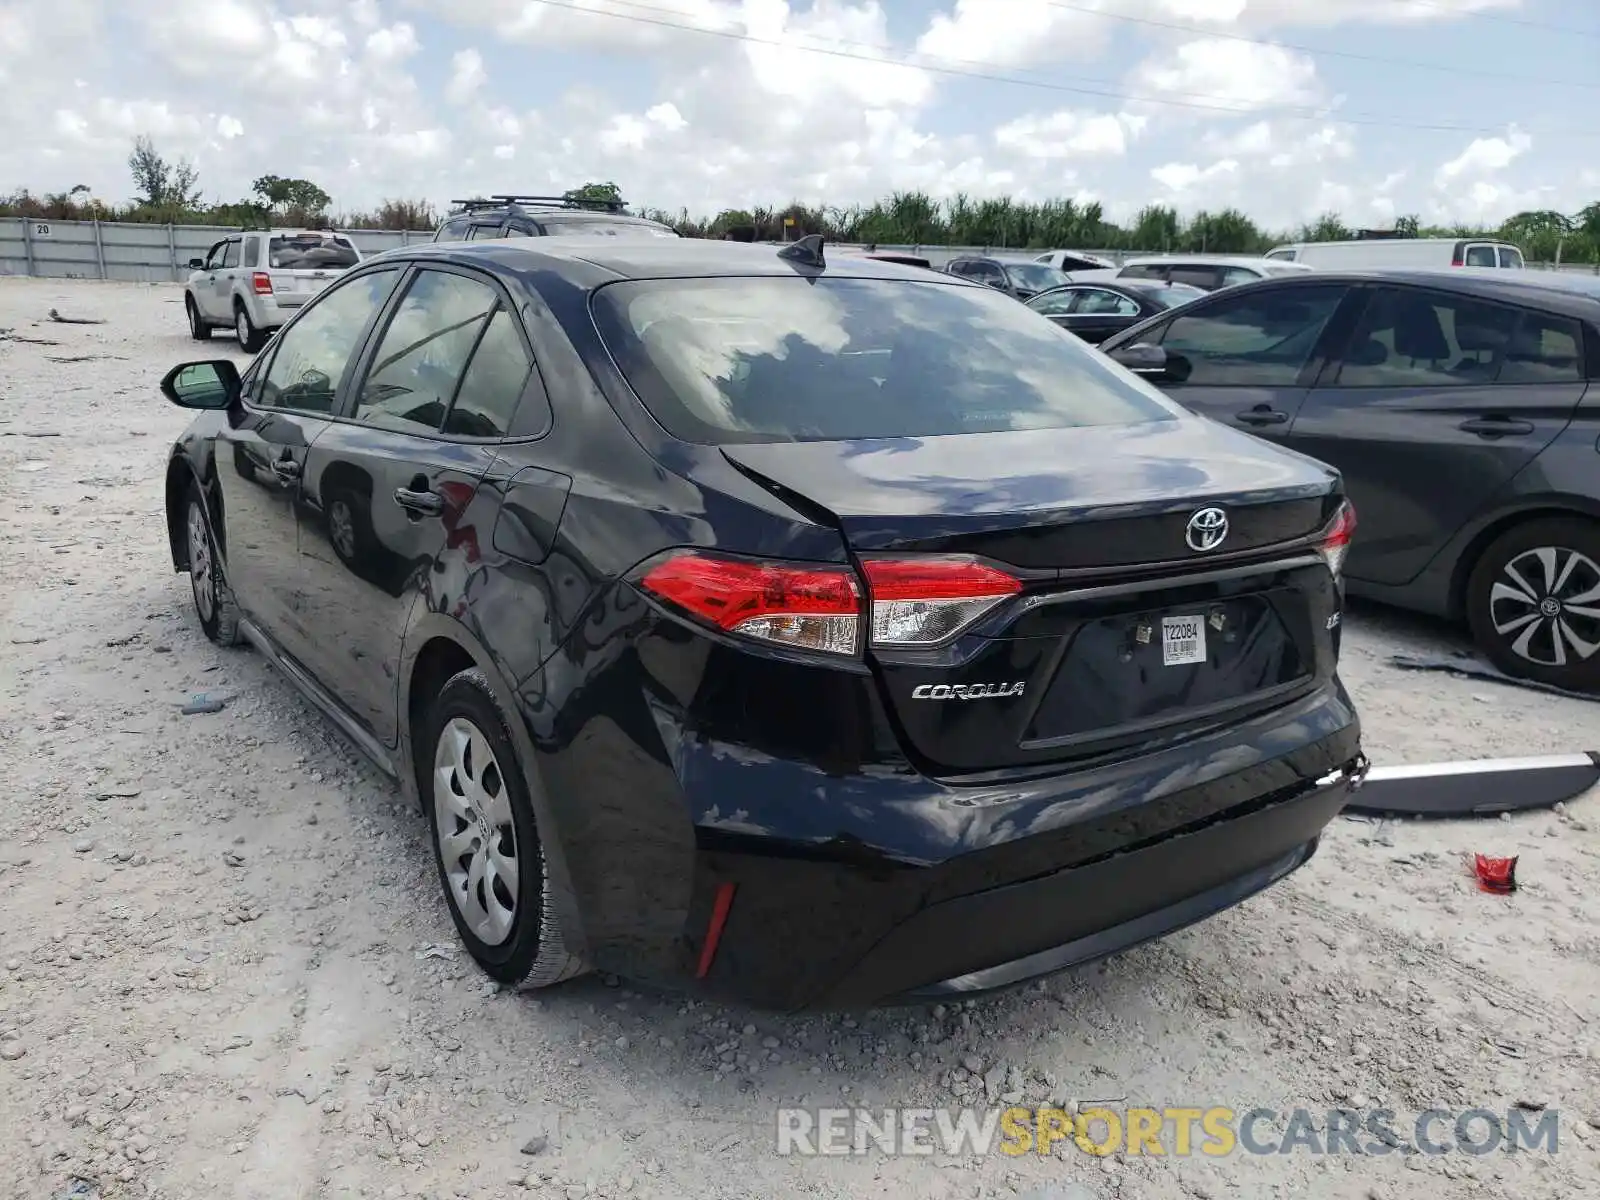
<box><xmin>1263</xmin><ymin>237</ymin><xmax>1526</xmax><ymax>270</ymax></box>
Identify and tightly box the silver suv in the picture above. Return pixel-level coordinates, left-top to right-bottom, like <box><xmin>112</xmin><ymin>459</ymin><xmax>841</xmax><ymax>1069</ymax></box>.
<box><xmin>184</xmin><ymin>229</ymin><xmax>363</xmax><ymax>352</ymax></box>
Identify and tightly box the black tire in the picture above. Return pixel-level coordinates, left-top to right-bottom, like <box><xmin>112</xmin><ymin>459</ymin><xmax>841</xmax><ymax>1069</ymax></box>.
<box><xmin>233</xmin><ymin>302</ymin><xmax>267</xmax><ymax>354</ymax></box>
<box><xmin>186</xmin><ymin>295</ymin><xmax>212</xmax><ymax>341</ymax></box>
<box><xmin>183</xmin><ymin>483</ymin><xmax>242</xmax><ymax>647</ymax></box>
<box><xmin>1465</xmin><ymin>516</ymin><xmax>1600</xmax><ymax>692</ymax></box>
<box><xmin>421</xmin><ymin>668</ymin><xmax>586</xmax><ymax>989</ymax></box>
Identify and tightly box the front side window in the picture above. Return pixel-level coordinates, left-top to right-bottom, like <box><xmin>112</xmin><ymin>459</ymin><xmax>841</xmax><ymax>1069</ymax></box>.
<box><xmin>1027</xmin><ymin>289</ymin><xmax>1077</xmax><ymax>316</ymax></box>
<box><xmin>1120</xmin><ymin>264</ymin><xmax>1167</xmax><ymax>281</ymax></box>
<box><xmin>203</xmin><ymin>240</ymin><xmax>229</xmax><ymax>271</ymax></box>
<box><xmin>438</xmin><ymin>216</ymin><xmax>471</xmax><ymax>241</ymax></box>
<box><xmin>1007</xmin><ymin>263</ymin><xmax>1072</xmax><ymax>293</ymax></box>
<box><xmin>1334</xmin><ymin>287</ymin><xmax>1529</xmax><ymax>387</ymax></box>
<box><xmin>1158</xmin><ymin>284</ymin><xmax>1346</xmax><ymax>386</ymax></box>
<box><xmin>1072</xmin><ymin>289</ymin><xmax>1140</xmax><ymax>317</ymax></box>
<box><xmin>590</xmin><ymin>276</ymin><xmax>1178</xmax><ymax>444</ymax></box>
<box><xmin>354</xmin><ymin>269</ymin><xmax>500</xmax><ymax>433</ymax></box>
<box><xmin>257</xmin><ymin>268</ymin><xmax>402</xmax><ymax>413</ymax></box>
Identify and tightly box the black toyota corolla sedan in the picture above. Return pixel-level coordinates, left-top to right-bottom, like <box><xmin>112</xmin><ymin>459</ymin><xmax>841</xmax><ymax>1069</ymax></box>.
<box><xmin>160</xmin><ymin>235</ymin><xmax>1365</xmax><ymax>1010</ymax></box>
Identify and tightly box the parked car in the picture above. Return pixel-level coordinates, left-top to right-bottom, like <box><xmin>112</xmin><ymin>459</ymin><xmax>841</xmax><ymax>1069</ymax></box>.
<box><xmin>1026</xmin><ymin>279</ymin><xmax>1206</xmax><ymax>343</ymax></box>
<box><xmin>1100</xmin><ymin>269</ymin><xmax>1600</xmax><ymax>691</ymax></box>
<box><xmin>1115</xmin><ymin>255</ymin><xmax>1314</xmax><ymax>292</ymax></box>
<box><xmin>1034</xmin><ymin>249</ymin><xmax>1117</xmax><ymax>271</ymax></box>
<box><xmin>434</xmin><ymin>192</ymin><xmax>678</xmax><ymax>242</ymax></box>
<box><xmin>159</xmin><ymin>234</ymin><xmax>1365</xmax><ymax>1009</ymax></box>
<box><xmin>943</xmin><ymin>256</ymin><xmax>1076</xmax><ymax>300</ymax></box>
<box><xmin>185</xmin><ymin>228</ymin><xmax>363</xmax><ymax>352</ymax></box>
<box><xmin>1265</xmin><ymin>238</ymin><xmax>1526</xmax><ymax>270</ymax></box>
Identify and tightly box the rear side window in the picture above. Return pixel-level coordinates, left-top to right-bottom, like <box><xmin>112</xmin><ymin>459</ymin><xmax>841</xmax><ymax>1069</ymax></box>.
<box><xmin>1333</xmin><ymin>287</ymin><xmax>1551</xmax><ymax>387</ymax></box>
<box><xmin>269</xmin><ymin>234</ymin><xmax>359</xmax><ymax>269</ymax></box>
<box><xmin>1073</xmin><ymin>289</ymin><xmax>1140</xmax><ymax>316</ymax></box>
<box><xmin>1169</xmin><ymin>265</ymin><xmax>1220</xmax><ymax>290</ymax></box>
<box><xmin>221</xmin><ymin>240</ymin><xmax>240</xmax><ymax>269</ymax></box>
<box><xmin>1120</xmin><ymin>264</ymin><xmax>1166</xmax><ymax>281</ymax></box>
<box><xmin>354</xmin><ymin>270</ymin><xmax>499</xmax><ymax>433</ymax></box>
<box><xmin>1499</xmin><ymin>311</ymin><xmax>1584</xmax><ymax>383</ymax></box>
<box><xmin>590</xmin><ymin>276</ymin><xmax>1177</xmax><ymax>444</ymax></box>
<box><xmin>1156</xmin><ymin>285</ymin><xmax>1345</xmax><ymax>386</ymax></box>
<box><xmin>445</xmin><ymin>309</ymin><xmax>535</xmax><ymax>437</ymax></box>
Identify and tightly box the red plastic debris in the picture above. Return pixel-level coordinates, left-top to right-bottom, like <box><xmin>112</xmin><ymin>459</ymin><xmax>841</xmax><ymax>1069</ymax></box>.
<box><xmin>1471</xmin><ymin>853</ymin><xmax>1518</xmax><ymax>894</ymax></box>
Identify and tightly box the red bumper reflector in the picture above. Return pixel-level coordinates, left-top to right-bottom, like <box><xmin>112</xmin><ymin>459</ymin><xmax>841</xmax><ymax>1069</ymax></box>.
<box><xmin>695</xmin><ymin>881</ymin><xmax>737</xmax><ymax>979</ymax></box>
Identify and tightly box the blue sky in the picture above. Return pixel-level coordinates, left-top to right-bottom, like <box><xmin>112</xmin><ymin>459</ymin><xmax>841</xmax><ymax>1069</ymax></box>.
<box><xmin>3</xmin><ymin>0</ymin><xmax>1597</xmax><ymax>230</ymax></box>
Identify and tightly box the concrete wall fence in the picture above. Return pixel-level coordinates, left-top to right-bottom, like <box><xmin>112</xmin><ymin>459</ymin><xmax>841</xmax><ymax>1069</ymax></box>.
<box><xmin>2</xmin><ymin>216</ymin><xmax>1595</xmax><ymax>282</ymax></box>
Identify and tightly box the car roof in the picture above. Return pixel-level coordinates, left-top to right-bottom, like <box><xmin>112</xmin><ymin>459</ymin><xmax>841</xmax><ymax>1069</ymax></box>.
<box><xmin>1201</xmin><ymin>267</ymin><xmax>1600</xmax><ymax>321</ymax></box>
<box><xmin>377</xmin><ymin>237</ymin><xmax>979</xmax><ymax>289</ymax></box>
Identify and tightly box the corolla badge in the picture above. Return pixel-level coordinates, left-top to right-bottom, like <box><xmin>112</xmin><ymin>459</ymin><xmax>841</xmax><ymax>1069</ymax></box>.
<box><xmin>1185</xmin><ymin>506</ymin><xmax>1229</xmax><ymax>552</ymax></box>
<box><xmin>912</xmin><ymin>682</ymin><xmax>1025</xmax><ymax>700</ymax></box>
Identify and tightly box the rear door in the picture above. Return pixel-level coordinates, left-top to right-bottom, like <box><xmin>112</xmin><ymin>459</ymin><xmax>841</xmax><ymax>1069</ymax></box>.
<box><xmin>193</xmin><ymin>240</ymin><xmax>230</xmax><ymax>320</ymax></box>
<box><xmin>1129</xmin><ymin>281</ymin><xmax>1359</xmax><ymax>446</ymax></box>
<box><xmin>297</xmin><ymin>263</ymin><xmax>542</xmax><ymax>745</ymax></box>
<box><xmin>1286</xmin><ymin>283</ymin><xmax>1589</xmax><ymax>586</ymax></box>
<box><xmin>214</xmin><ymin>267</ymin><xmax>405</xmax><ymax>655</ymax></box>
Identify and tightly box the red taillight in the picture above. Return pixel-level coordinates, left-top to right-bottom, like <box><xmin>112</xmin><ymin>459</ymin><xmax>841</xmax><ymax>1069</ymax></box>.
<box><xmin>251</xmin><ymin>272</ymin><xmax>273</xmax><ymax>294</ymax></box>
<box><xmin>637</xmin><ymin>552</ymin><xmax>861</xmax><ymax>655</ymax></box>
<box><xmin>1318</xmin><ymin>500</ymin><xmax>1356</xmax><ymax>579</ymax></box>
<box><xmin>863</xmin><ymin>556</ymin><xmax>1022</xmax><ymax>647</ymax></box>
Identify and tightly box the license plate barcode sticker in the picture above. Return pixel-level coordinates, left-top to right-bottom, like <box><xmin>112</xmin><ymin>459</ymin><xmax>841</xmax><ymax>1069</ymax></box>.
<box><xmin>1161</xmin><ymin>614</ymin><xmax>1206</xmax><ymax>666</ymax></box>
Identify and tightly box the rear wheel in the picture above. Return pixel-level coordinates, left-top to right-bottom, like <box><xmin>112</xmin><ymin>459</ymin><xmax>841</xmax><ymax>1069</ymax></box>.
<box><xmin>184</xmin><ymin>483</ymin><xmax>241</xmax><ymax>646</ymax></box>
<box><xmin>234</xmin><ymin>302</ymin><xmax>266</xmax><ymax>353</ymax></box>
<box><xmin>421</xmin><ymin>669</ymin><xmax>586</xmax><ymax>989</ymax></box>
<box><xmin>186</xmin><ymin>295</ymin><xmax>212</xmax><ymax>341</ymax></box>
<box><xmin>1466</xmin><ymin>516</ymin><xmax>1600</xmax><ymax>692</ymax></box>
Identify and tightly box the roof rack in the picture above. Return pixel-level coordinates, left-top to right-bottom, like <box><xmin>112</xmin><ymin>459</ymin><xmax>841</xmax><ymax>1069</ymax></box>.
<box><xmin>447</xmin><ymin>193</ymin><xmax>629</xmax><ymax>215</ymax></box>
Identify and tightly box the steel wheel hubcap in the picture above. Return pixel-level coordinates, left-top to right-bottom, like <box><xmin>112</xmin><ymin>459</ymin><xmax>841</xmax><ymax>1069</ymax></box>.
<box><xmin>329</xmin><ymin>501</ymin><xmax>356</xmax><ymax>560</ymax></box>
<box><xmin>432</xmin><ymin>717</ymin><xmax>519</xmax><ymax>946</ymax></box>
<box><xmin>1490</xmin><ymin>545</ymin><xmax>1600</xmax><ymax>668</ymax></box>
<box><xmin>187</xmin><ymin>502</ymin><xmax>214</xmax><ymax>621</ymax></box>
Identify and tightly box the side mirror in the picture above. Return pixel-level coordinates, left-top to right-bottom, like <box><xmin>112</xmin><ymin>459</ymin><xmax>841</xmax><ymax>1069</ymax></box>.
<box><xmin>160</xmin><ymin>360</ymin><xmax>241</xmax><ymax>410</ymax></box>
<box><xmin>1109</xmin><ymin>342</ymin><xmax>1169</xmax><ymax>376</ymax></box>
<box><xmin>188</xmin><ymin>258</ymin><xmax>206</xmax><ymax>270</ymax></box>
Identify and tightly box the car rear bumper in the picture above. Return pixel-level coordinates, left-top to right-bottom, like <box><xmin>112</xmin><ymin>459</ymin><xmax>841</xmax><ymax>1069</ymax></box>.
<box><xmin>537</xmin><ymin>663</ymin><xmax>1362</xmax><ymax>1011</ymax></box>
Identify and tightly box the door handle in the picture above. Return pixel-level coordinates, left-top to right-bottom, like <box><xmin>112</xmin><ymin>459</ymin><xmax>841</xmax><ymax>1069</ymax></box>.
<box><xmin>271</xmin><ymin>458</ymin><xmax>301</xmax><ymax>483</ymax></box>
<box><xmin>393</xmin><ymin>486</ymin><xmax>444</xmax><ymax>516</ymax></box>
<box><xmin>1236</xmin><ymin>408</ymin><xmax>1288</xmax><ymax>427</ymax></box>
<box><xmin>1459</xmin><ymin>416</ymin><xmax>1534</xmax><ymax>437</ymax></box>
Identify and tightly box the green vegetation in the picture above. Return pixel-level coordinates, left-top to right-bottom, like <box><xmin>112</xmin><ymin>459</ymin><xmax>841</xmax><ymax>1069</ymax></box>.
<box><xmin>5</xmin><ymin>138</ymin><xmax>1599</xmax><ymax>264</ymax></box>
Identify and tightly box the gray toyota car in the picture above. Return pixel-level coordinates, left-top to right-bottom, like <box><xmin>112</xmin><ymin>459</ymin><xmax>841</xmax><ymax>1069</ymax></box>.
<box><xmin>1101</xmin><ymin>268</ymin><xmax>1600</xmax><ymax>691</ymax></box>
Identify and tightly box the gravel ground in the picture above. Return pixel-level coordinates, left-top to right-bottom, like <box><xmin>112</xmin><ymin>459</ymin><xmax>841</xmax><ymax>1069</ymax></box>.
<box><xmin>2</xmin><ymin>276</ymin><xmax>1598</xmax><ymax>1200</ymax></box>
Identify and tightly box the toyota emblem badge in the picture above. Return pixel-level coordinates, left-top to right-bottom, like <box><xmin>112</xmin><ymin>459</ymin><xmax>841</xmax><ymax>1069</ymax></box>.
<box><xmin>1185</xmin><ymin>506</ymin><xmax>1229</xmax><ymax>552</ymax></box>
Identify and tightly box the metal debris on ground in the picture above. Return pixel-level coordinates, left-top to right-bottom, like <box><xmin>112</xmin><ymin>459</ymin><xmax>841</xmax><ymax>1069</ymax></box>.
<box><xmin>416</xmin><ymin>943</ymin><xmax>459</xmax><ymax>961</ymax></box>
<box><xmin>1387</xmin><ymin>651</ymin><xmax>1598</xmax><ymax>702</ymax></box>
<box><xmin>1471</xmin><ymin>853</ymin><xmax>1519</xmax><ymax>894</ymax></box>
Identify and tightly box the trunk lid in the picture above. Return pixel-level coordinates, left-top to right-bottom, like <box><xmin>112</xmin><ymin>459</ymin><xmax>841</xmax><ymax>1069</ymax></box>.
<box><xmin>721</xmin><ymin>418</ymin><xmax>1346</xmax><ymax>776</ymax></box>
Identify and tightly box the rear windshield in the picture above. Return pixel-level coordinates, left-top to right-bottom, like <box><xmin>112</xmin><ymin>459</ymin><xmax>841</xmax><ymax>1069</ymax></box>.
<box><xmin>538</xmin><ymin>218</ymin><xmax>678</xmax><ymax>239</ymax></box>
<box><xmin>591</xmin><ymin>277</ymin><xmax>1178</xmax><ymax>444</ymax></box>
<box><xmin>269</xmin><ymin>235</ymin><xmax>360</xmax><ymax>269</ymax></box>
<box><xmin>1007</xmin><ymin>263</ymin><xmax>1072</xmax><ymax>292</ymax></box>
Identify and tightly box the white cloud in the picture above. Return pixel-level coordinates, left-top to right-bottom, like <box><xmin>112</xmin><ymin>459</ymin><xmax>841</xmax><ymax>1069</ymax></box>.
<box><xmin>1151</xmin><ymin>159</ymin><xmax>1240</xmax><ymax>192</ymax></box>
<box><xmin>445</xmin><ymin>48</ymin><xmax>487</xmax><ymax>105</ymax></box>
<box><xmin>1436</xmin><ymin>126</ymin><xmax>1532</xmax><ymax>184</ymax></box>
<box><xmin>995</xmin><ymin>110</ymin><xmax>1148</xmax><ymax>159</ymax></box>
<box><xmin>1129</xmin><ymin>38</ymin><xmax>1324</xmax><ymax>115</ymax></box>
